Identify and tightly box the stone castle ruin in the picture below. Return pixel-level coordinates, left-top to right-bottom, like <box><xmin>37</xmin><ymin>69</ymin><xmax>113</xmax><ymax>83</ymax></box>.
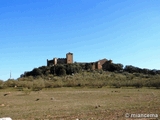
<box><xmin>47</xmin><ymin>52</ymin><xmax>73</xmax><ymax>66</ymax></box>
<box><xmin>47</xmin><ymin>52</ymin><xmax>111</xmax><ymax>70</ymax></box>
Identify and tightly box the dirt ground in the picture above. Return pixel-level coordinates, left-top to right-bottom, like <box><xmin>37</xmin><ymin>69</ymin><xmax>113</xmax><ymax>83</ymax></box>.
<box><xmin>0</xmin><ymin>87</ymin><xmax>160</xmax><ymax>120</ymax></box>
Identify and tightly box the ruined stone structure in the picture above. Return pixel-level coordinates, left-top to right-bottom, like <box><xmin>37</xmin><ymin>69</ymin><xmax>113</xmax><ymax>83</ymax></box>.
<box><xmin>47</xmin><ymin>52</ymin><xmax>110</xmax><ymax>70</ymax></box>
<box><xmin>78</xmin><ymin>58</ymin><xmax>109</xmax><ymax>70</ymax></box>
<box><xmin>66</xmin><ymin>52</ymin><xmax>73</xmax><ymax>64</ymax></box>
<box><xmin>91</xmin><ymin>58</ymin><xmax>109</xmax><ymax>70</ymax></box>
<box><xmin>47</xmin><ymin>52</ymin><xmax>73</xmax><ymax>66</ymax></box>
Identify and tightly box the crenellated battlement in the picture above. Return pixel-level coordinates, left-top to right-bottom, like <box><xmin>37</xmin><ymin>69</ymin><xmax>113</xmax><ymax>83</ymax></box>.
<box><xmin>58</xmin><ymin>58</ymin><xmax>66</xmax><ymax>60</ymax></box>
<box><xmin>47</xmin><ymin>52</ymin><xmax>73</xmax><ymax>66</ymax></box>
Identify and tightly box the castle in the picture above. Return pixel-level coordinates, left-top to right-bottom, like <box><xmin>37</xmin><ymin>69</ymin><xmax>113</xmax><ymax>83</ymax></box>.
<box><xmin>47</xmin><ymin>52</ymin><xmax>73</xmax><ymax>66</ymax></box>
<box><xmin>47</xmin><ymin>52</ymin><xmax>111</xmax><ymax>70</ymax></box>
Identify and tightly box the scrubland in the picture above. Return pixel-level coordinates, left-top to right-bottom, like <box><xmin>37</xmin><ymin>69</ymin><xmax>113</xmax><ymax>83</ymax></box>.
<box><xmin>0</xmin><ymin>71</ymin><xmax>160</xmax><ymax>120</ymax></box>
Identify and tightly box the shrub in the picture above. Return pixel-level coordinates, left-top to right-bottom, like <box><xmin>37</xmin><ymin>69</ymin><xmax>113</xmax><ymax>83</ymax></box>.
<box><xmin>4</xmin><ymin>79</ymin><xmax>18</xmax><ymax>87</ymax></box>
<box><xmin>32</xmin><ymin>79</ymin><xmax>45</xmax><ymax>91</ymax></box>
<box><xmin>44</xmin><ymin>80</ymin><xmax>53</xmax><ymax>88</ymax></box>
<box><xmin>22</xmin><ymin>88</ymin><xmax>32</xmax><ymax>95</ymax></box>
<box><xmin>0</xmin><ymin>80</ymin><xmax>5</xmax><ymax>89</ymax></box>
<box><xmin>52</xmin><ymin>80</ymin><xmax>63</xmax><ymax>88</ymax></box>
<box><xmin>64</xmin><ymin>79</ymin><xmax>77</xmax><ymax>87</ymax></box>
<box><xmin>111</xmin><ymin>81</ymin><xmax>121</xmax><ymax>88</ymax></box>
<box><xmin>18</xmin><ymin>76</ymin><xmax>33</xmax><ymax>81</ymax></box>
<box><xmin>132</xmin><ymin>80</ymin><xmax>143</xmax><ymax>88</ymax></box>
<box><xmin>16</xmin><ymin>81</ymin><xmax>33</xmax><ymax>91</ymax></box>
<box><xmin>147</xmin><ymin>79</ymin><xmax>160</xmax><ymax>89</ymax></box>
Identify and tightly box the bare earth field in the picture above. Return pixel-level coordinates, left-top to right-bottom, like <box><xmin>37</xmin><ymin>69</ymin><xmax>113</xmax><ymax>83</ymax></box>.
<box><xmin>0</xmin><ymin>87</ymin><xmax>160</xmax><ymax>120</ymax></box>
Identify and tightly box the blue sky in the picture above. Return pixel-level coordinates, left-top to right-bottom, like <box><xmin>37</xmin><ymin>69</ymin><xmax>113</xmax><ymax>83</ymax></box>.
<box><xmin>0</xmin><ymin>0</ymin><xmax>160</xmax><ymax>80</ymax></box>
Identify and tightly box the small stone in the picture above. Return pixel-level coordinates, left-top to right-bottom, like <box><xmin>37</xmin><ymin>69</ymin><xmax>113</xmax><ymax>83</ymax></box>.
<box><xmin>35</xmin><ymin>98</ymin><xmax>40</xmax><ymax>101</ymax></box>
<box><xmin>51</xmin><ymin>97</ymin><xmax>54</xmax><ymax>100</ymax></box>
<box><xmin>1</xmin><ymin>104</ymin><xmax>5</xmax><ymax>106</ymax></box>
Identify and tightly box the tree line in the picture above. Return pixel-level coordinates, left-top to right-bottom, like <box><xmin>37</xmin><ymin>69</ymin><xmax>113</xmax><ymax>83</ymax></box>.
<box><xmin>20</xmin><ymin>62</ymin><xmax>160</xmax><ymax>78</ymax></box>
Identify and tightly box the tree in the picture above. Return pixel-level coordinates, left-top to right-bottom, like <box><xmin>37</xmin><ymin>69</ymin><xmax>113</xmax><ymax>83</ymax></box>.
<box><xmin>65</xmin><ymin>64</ymin><xmax>81</xmax><ymax>74</ymax></box>
<box><xmin>66</xmin><ymin>64</ymin><xmax>74</xmax><ymax>74</ymax></box>
<box><xmin>38</xmin><ymin>66</ymin><xmax>50</xmax><ymax>75</ymax></box>
<box><xmin>114</xmin><ymin>63</ymin><xmax>123</xmax><ymax>71</ymax></box>
<box><xmin>32</xmin><ymin>68</ymin><xmax>42</xmax><ymax>76</ymax></box>
<box><xmin>85</xmin><ymin>63</ymin><xmax>92</xmax><ymax>70</ymax></box>
<box><xmin>102</xmin><ymin>61</ymin><xmax>123</xmax><ymax>72</ymax></box>
<box><xmin>50</xmin><ymin>66</ymin><xmax>56</xmax><ymax>75</ymax></box>
<box><xmin>59</xmin><ymin>68</ymin><xmax>66</xmax><ymax>76</ymax></box>
<box><xmin>124</xmin><ymin>65</ymin><xmax>141</xmax><ymax>73</ymax></box>
<box><xmin>55</xmin><ymin>64</ymin><xmax>66</xmax><ymax>76</ymax></box>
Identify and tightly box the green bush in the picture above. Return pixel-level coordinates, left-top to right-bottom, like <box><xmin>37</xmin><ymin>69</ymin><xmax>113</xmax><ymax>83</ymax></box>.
<box><xmin>32</xmin><ymin>79</ymin><xmax>45</xmax><ymax>91</ymax></box>
<box><xmin>0</xmin><ymin>80</ymin><xmax>5</xmax><ymax>89</ymax></box>
<box><xmin>145</xmin><ymin>79</ymin><xmax>160</xmax><ymax>89</ymax></box>
<box><xmin>54</xmin><ymin>80</ymin><xmax>63</xmax><ymax>87</ymax></box>
<box><xmin>16</xmin><ymin>81</ymin><xmax>33</xmax><ymax>91</ymax></box>
<box><xmin>132</xmin><ymin>80</ymin><xmax>143</xmax><ymax>88</ymax></box>
<box><xmin>44</xmin><ymin>80</ymin><xmax>53</xmax><ymax>88</ymax></box>
<box><xmin>4</xmin><ymin>79</ymin><xmax>18</xmax><ymax>87</ymax></box>
<box><xmin>64</xmin><ymin>79</ymin><xmax>77</xmax><ymax>87</ymax></box>
<box><xmin>9</xmin><ymin>70</ymin><xmax>160</xmax><ymax>89</ymax></box>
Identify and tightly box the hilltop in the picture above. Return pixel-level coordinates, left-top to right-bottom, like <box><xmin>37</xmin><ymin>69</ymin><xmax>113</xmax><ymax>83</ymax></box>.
<box><xmin>21</xmin><ymin>52</ymin><xmax>160</xmax><ymax>77</ymax></box>
<box><xmin>0</xmin><ymin>52</ymin><xmax>160</xmax><ymax>90</ymax></box>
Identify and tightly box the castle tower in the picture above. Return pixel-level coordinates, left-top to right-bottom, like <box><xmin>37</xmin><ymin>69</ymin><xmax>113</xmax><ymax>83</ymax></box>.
<box><xmin>53</xmin><ymin>58</ymin><xmax>57</xmax><ymax>65</ymax></box>
<box><xmin>66</xmin><ymin>52</ymin><xmax>73</xmax><ymax>64</ymax></box>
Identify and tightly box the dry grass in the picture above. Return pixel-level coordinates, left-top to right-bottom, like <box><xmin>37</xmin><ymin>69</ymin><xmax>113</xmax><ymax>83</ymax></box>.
<box><xmin>0</xmin><ymin>87</ymin><xmax>160</xmax><ymax>120</ymax></box>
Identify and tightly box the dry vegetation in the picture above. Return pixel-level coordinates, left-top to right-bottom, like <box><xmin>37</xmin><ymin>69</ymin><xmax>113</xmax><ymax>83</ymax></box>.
<box><xmin>0</xmin><ymin>87</ymin><xmax>160</xmax><ymax>120</ymax></box>
<box><xmin>0</xmin><ymin>71</ymin><xmax>160</xmax><ymax>120</ymax></box>
<box><xmin>2</xmin><ymin>71</ymin><xmax>159</xmax><ymax>89</ymax></box>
